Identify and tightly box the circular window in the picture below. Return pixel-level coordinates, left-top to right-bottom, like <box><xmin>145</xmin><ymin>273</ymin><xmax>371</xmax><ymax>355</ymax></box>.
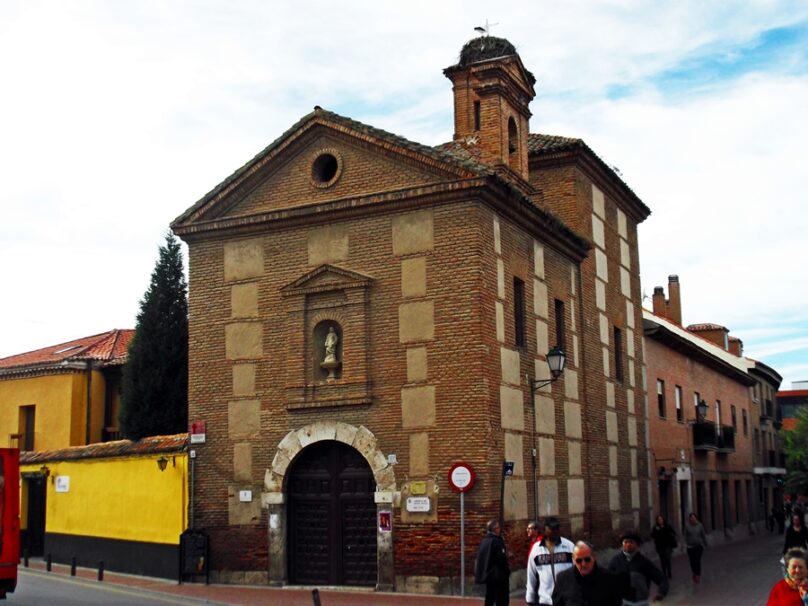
<box><xmin>311</xmin><ymin>149</ymin><xmax>342</xmax><ymax>188</ymax></box>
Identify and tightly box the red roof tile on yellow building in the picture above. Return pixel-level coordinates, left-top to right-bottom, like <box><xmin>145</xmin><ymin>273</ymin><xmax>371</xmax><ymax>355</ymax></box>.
<box><xmin>20</xmin><ymin>433</ymin><xmax>188</xmax><ymax>464</ymax></box>
<box><xmin>0</xmin><ymin>329</ymin><xmax>133</xmax><ymax>377</ymax></box>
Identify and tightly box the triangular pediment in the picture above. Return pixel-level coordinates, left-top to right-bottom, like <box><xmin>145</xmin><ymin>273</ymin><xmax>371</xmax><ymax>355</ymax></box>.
<box><xmin>172</xmin><ymin>108</ymin><xmax>487</xmax><ymax>232</ymax></box>
<box><xmin>281</xmin><ymin>264</ymin><xmax>374</xmax><ymax>297</ymax></box>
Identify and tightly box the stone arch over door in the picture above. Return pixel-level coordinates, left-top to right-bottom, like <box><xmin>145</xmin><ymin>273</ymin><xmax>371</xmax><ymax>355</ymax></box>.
<box><xmin>262</xmin><ymin>422</ymin><xmax>396</xmax><ymax>590</ymax></box>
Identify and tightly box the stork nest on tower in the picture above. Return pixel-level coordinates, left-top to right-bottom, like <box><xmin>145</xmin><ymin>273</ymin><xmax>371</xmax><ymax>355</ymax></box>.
<box><xmin>457</xmin><ymin>36</ymin><xmax>536</xmax><ymax>85</ymax></box>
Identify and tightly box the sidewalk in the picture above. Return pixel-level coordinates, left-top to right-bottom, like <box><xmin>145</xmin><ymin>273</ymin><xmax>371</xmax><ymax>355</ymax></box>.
<box><xmin>22</xmin><ymin>531</ymin><xmax>785</xmax><ymax>605</ymax></box>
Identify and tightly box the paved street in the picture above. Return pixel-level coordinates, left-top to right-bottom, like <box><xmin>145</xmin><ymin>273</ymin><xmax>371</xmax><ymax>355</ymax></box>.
<box><xmin>19</xmin><ymin>530</ymin><xmax>784</xmax><ymax>604</ymax></box>
<box><xmin>15</xmin><ymin>568</ymin><xmax>216</xmax><ymax>605</ymax></box>
<box><xmin>664</xmin><ymin>528</ymin><xmax>783</xmax><ymax>605</ymax></box>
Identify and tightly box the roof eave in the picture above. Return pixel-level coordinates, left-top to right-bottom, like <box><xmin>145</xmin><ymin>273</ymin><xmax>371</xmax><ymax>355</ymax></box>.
<box><xmin>644</xmin><ymin>318</ymin><xmax>754</xmax><ymax>386</ymax></box>
<box><xmin>530</xmin><ymin>144</ymin><xmax>651</xmax><ymax>224</ymax></box>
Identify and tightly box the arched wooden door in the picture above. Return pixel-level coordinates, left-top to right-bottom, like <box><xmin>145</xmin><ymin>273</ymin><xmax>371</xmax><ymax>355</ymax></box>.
<box><xmin>287</xmin><ymin>440</ymin><xmax>377</xmax><ymax>586</ymax></box>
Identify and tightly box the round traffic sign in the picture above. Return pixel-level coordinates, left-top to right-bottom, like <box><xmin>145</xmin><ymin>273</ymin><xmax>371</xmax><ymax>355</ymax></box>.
<box><xmin>448</xmin><ymin>461</ymin><xmax>476</xmax><ymax>493</ymax></box>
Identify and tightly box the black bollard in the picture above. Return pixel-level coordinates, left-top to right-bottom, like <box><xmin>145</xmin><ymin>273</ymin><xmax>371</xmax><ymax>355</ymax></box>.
<box><xmin>23</xmin><ymin>548</ymin><xmax>28</xmax><ymax>568</ymax></box>
<box><xmin>70</xmin><ymin>556</ymin><xmax>76</xmax><ymax>576</ymax></box>
<box><xmin>98</xmin><ymin>560</ymin><xmax>104</xmax><ymax>582</ymax></box>
<box><xmin>46</xmin><ymin>553</ymin><xmax>52</xmax><ymax>572</ymax></box>
<box><xmin>311</xmin><ymin>588</ymin><xmax>322</xmax><ymax>606</ymax></box>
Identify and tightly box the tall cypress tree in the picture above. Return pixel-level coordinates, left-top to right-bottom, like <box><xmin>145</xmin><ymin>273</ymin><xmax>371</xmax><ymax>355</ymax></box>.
<box><xmin>120</xmin><ymin>232</ymin><xmax>188</xmax><ymax>440</ymax></box>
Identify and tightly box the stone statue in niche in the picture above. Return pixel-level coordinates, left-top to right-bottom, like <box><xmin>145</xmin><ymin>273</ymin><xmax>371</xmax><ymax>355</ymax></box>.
<box><xmin>320</xmin><ymin>326</ymin><xmax>341</xmax><ymax>381</ymax></box>
<box><xmin>324</xmin><ymin>326</ymin><xmax>339</xmax><ymax>363</ymax></box>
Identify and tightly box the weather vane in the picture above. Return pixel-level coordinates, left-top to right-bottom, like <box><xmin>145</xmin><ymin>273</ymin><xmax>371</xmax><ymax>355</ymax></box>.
<box><xmin>474</xmin><ymin>19</ymin><xmax>499</xmax><ymax>37</ymax></box>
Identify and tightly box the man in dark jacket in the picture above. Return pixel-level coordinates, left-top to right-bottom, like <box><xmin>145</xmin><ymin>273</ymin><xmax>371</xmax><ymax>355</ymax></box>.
<box><xmin>475</xmin><ymin>519</ymin><xmax>510</xmax><ymax>606</ymax></box>
<box><xmin>608</xmin><ymin>531</ymin><xmax>668</xmax><ymax>604</ymax></box>
<box><xmin>552</xmin><ymin>541</ymin><xmax>626</xmax><ymax>606</ymax></box>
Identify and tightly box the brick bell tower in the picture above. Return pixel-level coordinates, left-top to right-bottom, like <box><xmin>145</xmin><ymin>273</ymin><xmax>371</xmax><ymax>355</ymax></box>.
<box><xmin>444</xmin><ymin>36</ymin><xmax>536</xmax><ymax>181</ymax></box>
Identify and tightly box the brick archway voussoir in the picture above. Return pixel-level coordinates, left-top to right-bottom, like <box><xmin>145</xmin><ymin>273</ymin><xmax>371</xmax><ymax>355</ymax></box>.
<box><xmin>263</xmin><ymin>421</ymin><xmax>396</xmax><ymax>500</ymax></box>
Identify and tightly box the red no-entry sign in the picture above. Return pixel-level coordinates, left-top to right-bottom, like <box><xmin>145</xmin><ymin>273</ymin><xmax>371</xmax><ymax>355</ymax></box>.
<box><xmin>448</xmin><ymin>461</ymin><xmax>476</xmax><ymax>493</ymax></box>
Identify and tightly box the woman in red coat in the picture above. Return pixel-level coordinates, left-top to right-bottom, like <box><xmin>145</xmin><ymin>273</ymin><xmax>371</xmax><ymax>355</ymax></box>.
<box><xmin>767</xmin><ymin>547</ymin><xmax>808</xmax><ymax>606</ymax></box>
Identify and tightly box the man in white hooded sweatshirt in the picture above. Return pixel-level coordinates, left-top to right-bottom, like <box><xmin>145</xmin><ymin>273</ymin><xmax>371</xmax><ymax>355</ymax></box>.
<box><xmin>525</xmin><ymin>516</ymin><xmax>575</xmax><ymax>605</ymax></box>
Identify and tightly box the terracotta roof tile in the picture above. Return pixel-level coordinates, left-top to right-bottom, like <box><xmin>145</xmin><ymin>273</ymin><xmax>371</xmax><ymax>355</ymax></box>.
<box><xmin>687</xmin><ymin>323</ymin><xmax>729</xmax><ymax>332</ymax></box>
<box><xmin>20</xmin><ymin>433</ymin><xmax>188</xmax><ymax>463</ymax></box>
<box><xmin>528</xmin><ymin>133</ymin><xmax>584</xmax><ymax>153</ymax></box>
<box><xmin>0</xmin><ymin>329</ymin><xmax>134</xmax><ymax>372</ymax></box>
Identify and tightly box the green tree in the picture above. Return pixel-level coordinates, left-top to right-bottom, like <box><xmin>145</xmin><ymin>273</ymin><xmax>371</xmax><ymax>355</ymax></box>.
<box><xmin>782</xmin><ymin>407</ymin><xmax>808</xmax><ymax>495</ymax></box>
<box><xmin>120</xmin><ymin>232</ymin><xmax>188</xmax><ymax>440</ymax></box>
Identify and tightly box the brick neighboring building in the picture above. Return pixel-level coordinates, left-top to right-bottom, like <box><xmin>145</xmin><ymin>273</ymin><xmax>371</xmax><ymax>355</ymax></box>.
<box><xmin>171</xmin><ymin>36</ymin><xmax>651</xmax><ymax>593</ymax></box>
<box><xmin>644</xmin><ymin>276</ymin><xmax>758</xmax><ymax>537</ymax></box>
<box><xmin>748</xmin><ymin>359</ymin><xmax>785</xmax><ymax>523</ymax></box>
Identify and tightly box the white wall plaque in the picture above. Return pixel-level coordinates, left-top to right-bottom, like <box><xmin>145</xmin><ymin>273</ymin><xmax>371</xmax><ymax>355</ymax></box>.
<box><xmin>55</xmin><ymin>476</ymin><xmax>70</xmax><ymax>493</ymax></box>
<box><xmin>239</xmin><ymin>490</ymin><xmax>252</xmax><ymax>502</ymax></box>
<box><xmin>406</xmin><ymin>496</ymin><xmax>431</xmax><ymax>512</ymax></box>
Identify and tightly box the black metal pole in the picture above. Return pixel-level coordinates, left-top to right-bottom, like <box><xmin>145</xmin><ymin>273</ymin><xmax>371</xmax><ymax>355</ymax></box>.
<box><xmin>531</xmin><ymin>382</ymin><xmax>538</xmax><ymax>521</ymax></box>
<box><xmin>98</xmin><ymin>560</ymin><xmax>104</xmax><ymax>581</ymax></box>
<box><xmin>23</xmin><ymin>548</ymin><xmax>28</xmax><ymax>568</ymax></box>
<box><xmin>70</xmin><ymin>556</ymin><xmax>77</xmax><ymax>576</ymax></box>
<box><xmin>311</xmin><ymin>588</ymin><xmax>322</xmax><ymax>606</ymax></box>
<box><xmin>499</xmin><ymin>460</ymin><xmax>506</xmax><ymax>527</ymax></box>
<box><xmin>46</xmin><ymin>553</ymin><xmax>52</xmax><ymax>572</ymax></box>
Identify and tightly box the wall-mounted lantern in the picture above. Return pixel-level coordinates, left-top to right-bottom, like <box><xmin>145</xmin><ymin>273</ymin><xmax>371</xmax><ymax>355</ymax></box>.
<box><xmin>696</xmin><ymin>399</ymin><xmax>709</xmax><ymax>421</ymax></box>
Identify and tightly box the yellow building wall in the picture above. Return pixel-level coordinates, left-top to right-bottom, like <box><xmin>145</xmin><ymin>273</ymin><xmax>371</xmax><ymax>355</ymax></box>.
<box><xmin>21</xmin><ymin>453</ymin><xmax>187</xmax><ymax>545</ymax></box>
<box><xmin>0</xmin><ymin>370</ymin><xmax>109</xmax><ymax>450</ymax></box>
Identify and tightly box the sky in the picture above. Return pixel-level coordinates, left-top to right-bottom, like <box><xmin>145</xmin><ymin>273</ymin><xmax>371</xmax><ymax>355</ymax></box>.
<box><xmin>1</xmin><ymin>1</ymin><xmax>807</xmax><ymax>388</ymax></box>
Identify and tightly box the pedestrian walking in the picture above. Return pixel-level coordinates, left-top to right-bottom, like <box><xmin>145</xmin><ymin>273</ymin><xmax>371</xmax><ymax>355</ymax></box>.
<box><xmin>683</xmin><ymin>512</ymin><xmax>708</xmax><ymax>584</ymax></box>
<box><xmin>650</xmin><ymin>514</ymin><xmax>677</xmax><ymax>580</ymax></box>
<box><xmin>784</xmin><ymin>512</ymin><xmax>808</xmax><ymax>554</ymax></box>
<box><xmin>525</xmin><ymin>516</ymin><xmax>574</xmax><ymax>605</ymax></box>
<box><xmin>526</xmin><ymin>520</ymin><xmax>543</xmax><ymax>564</ymax></box>
<box><xmin>608</xmin><ymin>530</ymin><xmax>668</xmax><ymax>605</ymax></box>
<box><xmin>767</xmin><ymin>547</ymin><xmax>808</xmax><ymax>605</ymax></box>
<box><xmin>552</xmin><ymin>540</ymin><xmax>627</xmax><ymax>606</ymax></box>
<box><xmin>776</xmin><ymin>507</ymin><xmax>787</xmax><ymax>535</ymax></box>
<box><xmin>474</xmin><ymin>519</ymin><xmax>510</xmax><ymax>606</ymax></box>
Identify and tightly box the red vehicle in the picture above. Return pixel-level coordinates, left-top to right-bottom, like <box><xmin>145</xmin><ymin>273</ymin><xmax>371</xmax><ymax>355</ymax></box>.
<box><xmin>0</xmin><ymin>449</ymin><xmax>19</xmax><ymax>598</ymax></box>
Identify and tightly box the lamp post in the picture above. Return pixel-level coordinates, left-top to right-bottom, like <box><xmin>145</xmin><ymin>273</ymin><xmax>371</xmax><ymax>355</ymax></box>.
<box><xmin>531</xmin><ymin>346</ymin><xmax>567</xmax><ymax>391</ymax></box>
<box><xmin>528</xmin><ymin>346</ymin><xmax>567</xmax><ymax>520</ymax></box>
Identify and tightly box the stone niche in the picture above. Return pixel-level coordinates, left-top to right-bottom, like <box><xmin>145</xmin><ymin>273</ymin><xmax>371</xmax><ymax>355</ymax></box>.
<box><xmin>280</xmin><ymin>264</ymin><xmax>374</xmax><ymax>409</ymax></box>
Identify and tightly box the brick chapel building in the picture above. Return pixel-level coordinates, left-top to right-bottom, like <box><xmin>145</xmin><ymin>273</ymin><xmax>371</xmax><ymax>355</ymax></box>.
<box><xmin>171</xmin><ymin>36</ymin><xmax>652</xmax><ymax>593</ymax></box>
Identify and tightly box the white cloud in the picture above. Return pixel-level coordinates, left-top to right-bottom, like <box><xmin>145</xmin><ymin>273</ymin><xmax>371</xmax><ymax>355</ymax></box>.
<box><xmin>1</xmin><ymin>0</ymin><xmax>807</xmax><ymax>376</ymax></box>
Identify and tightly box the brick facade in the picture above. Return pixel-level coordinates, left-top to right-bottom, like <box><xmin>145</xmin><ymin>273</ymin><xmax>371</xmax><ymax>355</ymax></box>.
<box><xmin>644</xmin><ymin>278</ymin><xmax>758</xmax><ymax>537</ymax></box>
<box><xmin>172</xmin><ymin>37</ymin><xmax>652</xmax><ymax>594</ymax></box>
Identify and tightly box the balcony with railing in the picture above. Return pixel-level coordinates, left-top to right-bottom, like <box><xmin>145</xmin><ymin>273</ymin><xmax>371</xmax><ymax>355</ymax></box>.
<box><xmin>693</xmin><ymin>421</ymin><xmax>719</xmax><ymax>451</ymax></box>
<box><xmin>717</xmin><ymin>425</ymin><xmax>735</xmax><ymax>453</ymax></box>
<box><xmin>774</xmin><ymin>408</ymin><xmax>783</xmax><ymax>429</ymax></box>
<box><xmin>103</xmin><ymin>426</ymin><xmax>123</xmax><ymax>442</ymax></box>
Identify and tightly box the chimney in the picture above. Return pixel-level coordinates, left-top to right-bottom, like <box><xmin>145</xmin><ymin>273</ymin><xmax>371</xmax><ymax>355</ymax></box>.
<box><xmin>667</xmin><ymin>275</ymin><xmax>682</xmax><ymax>325</ymax></box>
<box><xmin>652</xmin><ymin>286</ymin><xmax>667</xmax><ymax>318</ymax></box>
<box><xmin>728</xmin><ymin>337</ymin><xmax>743</xmax><ymax>357</ymax></box>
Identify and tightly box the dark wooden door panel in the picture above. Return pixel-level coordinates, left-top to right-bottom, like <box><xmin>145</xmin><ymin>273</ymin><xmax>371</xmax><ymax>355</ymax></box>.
<box><xmin>341</xmin><ymin>499</ymin><xmax>377</xmax><ymax>586</ymax></box>
<box><xmin>290</xmin><ymin>499</ymin><xmax>330</xmax><ymax>584</ymax></box>
<box><xmin>288</xmin><ymin>440</ymin><xmax>377</xmax><ymax>586</ymax></box>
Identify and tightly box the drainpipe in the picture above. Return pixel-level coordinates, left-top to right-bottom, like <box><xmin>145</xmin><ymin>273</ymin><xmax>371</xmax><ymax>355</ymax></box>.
<box><xmin>84</xmin><ymin>361</ymin><xmax>93</xmax><ymax>445</ymax></box>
